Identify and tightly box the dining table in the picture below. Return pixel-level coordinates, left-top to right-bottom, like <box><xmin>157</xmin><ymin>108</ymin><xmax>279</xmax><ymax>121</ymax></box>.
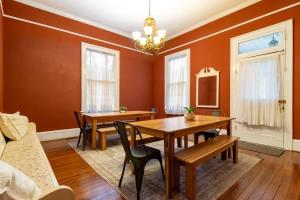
<box><xmin>130</xmin><ymin>115</ymin><xmax>234</xmax><ymax>199</ymax></box>
<box><xmin>82</xmin><ymin>111</ymin><xmax>155</xmax><ymax>150</ymax></box>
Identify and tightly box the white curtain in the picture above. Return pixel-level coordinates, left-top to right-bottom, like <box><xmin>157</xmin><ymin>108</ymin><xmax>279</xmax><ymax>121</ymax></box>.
<box><xmin>85</xmin><ymin>49</ymin><xmax>116</xmax><ymax>112</ymax></box>
<box><xmin>165</xmin><ymin>55</ymin><xmax>188</xmax><ymax>115</ymax></box>
<box><xmin>235</xmin><ymin>54</ymin><xmax>282</xmax><ymax>127</ymax></box>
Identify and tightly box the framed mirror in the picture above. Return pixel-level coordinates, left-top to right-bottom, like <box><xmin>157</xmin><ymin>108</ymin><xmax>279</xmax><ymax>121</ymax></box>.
<box><xmin>196</xmin><ymin>67</ymin><xmax>219</xmax><ymax>108</ymax></box>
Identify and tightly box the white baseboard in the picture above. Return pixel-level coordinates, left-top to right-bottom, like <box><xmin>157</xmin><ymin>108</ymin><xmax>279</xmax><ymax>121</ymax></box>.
<box><xmin>293</xmin><ymin>139</ymin><xmax>300</xmax><ymax>152</ymax></box>
<box><xmin>38</xmin><ymin>128</ymin><xmax>79</xmax><ymax>142</ymax></box>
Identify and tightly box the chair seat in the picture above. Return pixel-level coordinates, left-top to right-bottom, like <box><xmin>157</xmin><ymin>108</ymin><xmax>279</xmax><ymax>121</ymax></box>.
<box><xmin>131</xmin><ymin>145</ymin><xmax>161</xmax><ymax>158</ymax></box>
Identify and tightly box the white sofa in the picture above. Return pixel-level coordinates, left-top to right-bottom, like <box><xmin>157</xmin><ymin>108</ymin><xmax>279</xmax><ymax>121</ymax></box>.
<box><xmin>0</xmin><ymin>122</ymin><xmax>75</xmax><ymax>200</ymax></box>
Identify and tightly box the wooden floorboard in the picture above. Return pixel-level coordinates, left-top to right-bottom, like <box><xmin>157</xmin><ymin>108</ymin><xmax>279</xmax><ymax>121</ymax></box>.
<box><xmin>42</xmin><ymin>138</ymin><xmax>300</xmax><ymax>200</ymax></box>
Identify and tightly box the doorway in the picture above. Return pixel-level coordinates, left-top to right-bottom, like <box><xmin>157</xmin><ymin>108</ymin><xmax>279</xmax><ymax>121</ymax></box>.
<box><xmin>230</xmin><ymin>20</ymin><xmax>293</xmax><ymax>150</ymax></box>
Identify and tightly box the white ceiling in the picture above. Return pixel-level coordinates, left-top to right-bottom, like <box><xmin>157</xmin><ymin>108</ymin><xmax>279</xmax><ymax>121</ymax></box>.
<box><xmin>15</xmin><ymin>0</ymin><xmax>261</xmax><ymax>40</ymax></box>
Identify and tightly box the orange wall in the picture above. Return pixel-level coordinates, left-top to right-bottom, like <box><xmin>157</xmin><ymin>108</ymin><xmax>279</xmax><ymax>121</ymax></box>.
<box><xmin>3</xmin><ymin>1</ymin><xmax>154</xmax><ymax>131</ymax></box>
<box><xmin>0</xmin><ymin>4</ymin><xmax>3</xmax><ymax>112</ymax></box>
<box><xmin>152</xmin><ymin>0</ymin><xmax>300</xmax><ymax>139</ymax></box>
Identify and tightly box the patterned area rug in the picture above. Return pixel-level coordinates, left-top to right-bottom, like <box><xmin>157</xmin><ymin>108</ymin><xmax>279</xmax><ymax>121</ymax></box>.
<box><xmin>69</xmin><ymin>138</ymin><xmax>261</xmax><ymax>200</ymax></box>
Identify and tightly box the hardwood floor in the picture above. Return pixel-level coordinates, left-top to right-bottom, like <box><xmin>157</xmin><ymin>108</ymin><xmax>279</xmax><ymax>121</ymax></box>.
<box><xmin>42</xmin><ymin>138</ymin><xmax>300</xmax><ymax>200</ymax></box>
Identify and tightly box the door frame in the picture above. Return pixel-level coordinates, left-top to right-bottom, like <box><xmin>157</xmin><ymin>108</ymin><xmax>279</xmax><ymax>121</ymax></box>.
<box><xmin>230</xmin><ymin>19</ymin><xmax>293</xmax><ymax>150</ymax></box>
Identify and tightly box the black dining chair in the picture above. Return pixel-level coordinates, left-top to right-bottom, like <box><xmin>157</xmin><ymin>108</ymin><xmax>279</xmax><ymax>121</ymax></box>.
<box><xmin>74</xmin><ymin>111</ymin><xmax>92</xmax><ymax>150</ymax></box>
<box><xmin>114</xmin><ymin>121</ymin><xmax>165</xmax><ymax>200</ymax></box>
<box><xmin>194</xmin><ymin>110</ymin><xmax>225</xmax><ymax>144</ymax></box>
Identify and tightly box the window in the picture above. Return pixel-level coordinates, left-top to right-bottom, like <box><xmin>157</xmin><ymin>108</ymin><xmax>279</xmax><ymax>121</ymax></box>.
<box><xmin>81</xmin><ymin>43</ymin><xmax>119</xmax><ymax>112</ymax></box>
<box><xmin>238</xmin><ymin>32</ymin><xmax>283</xmax><ymax>55</ymax></box>
<box><xmin>164</xmin><ymin>49</ymin><xmax>190</xmax><ymax>115</ymax></box>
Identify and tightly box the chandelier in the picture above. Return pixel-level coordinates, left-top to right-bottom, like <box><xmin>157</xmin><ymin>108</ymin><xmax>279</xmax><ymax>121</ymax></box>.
<box><xmin>132</xmin><ymin>0</ymin><xmax>166</xmax><ymax>55</ymax></box>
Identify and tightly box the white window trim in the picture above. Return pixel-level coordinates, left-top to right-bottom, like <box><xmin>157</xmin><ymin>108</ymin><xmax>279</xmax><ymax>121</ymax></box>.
<box><xmin>164</xmin><ymin>49</ymin><xmax>191</xmax><ymax>114</ymax></box>
<box><xmin>81</xmin><ymin>42</ymin><xmax>120</xmax><ymax>112</ymax></box>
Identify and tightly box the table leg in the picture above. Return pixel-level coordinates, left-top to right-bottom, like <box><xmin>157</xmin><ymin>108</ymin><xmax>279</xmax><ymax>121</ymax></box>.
<box><xmin>150</xmin><ymin>113</ymin><xmax>155</xmax><ymax>120</ymax></box>
<box><xmin>164</xmin><ymin>132</ymin><xmax>175</xmax><ymax>199</ymax></box>
<box><xmin>91</xmin><ymin>119</ymin><xmax>97</xmax><ymax>150</ymax></box>
<box><xmin>184</xmin><ymin>135</ymin><xmax>188</xmax><ymax>148</ymax></box>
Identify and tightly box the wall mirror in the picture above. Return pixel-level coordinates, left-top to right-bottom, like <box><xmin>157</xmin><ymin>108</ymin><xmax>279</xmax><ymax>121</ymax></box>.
<box><xmin>196</xmin><ymin>67</ymin><xmax>219</xmax><ymax>108</ymax></box>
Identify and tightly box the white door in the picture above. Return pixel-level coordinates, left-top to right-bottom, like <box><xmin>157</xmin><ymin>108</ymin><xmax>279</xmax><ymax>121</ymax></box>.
<box><xmin>230</xmin><ymin>20</ymin><xmax>293</xmax><ymax>150</ymax></box>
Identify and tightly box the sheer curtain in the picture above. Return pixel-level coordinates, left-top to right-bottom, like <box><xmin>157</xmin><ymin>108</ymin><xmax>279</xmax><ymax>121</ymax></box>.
<box><xmin>84</xmin><ymin>49</ymin><xmax>116</xmax><ymax>112</ymax></box>
<box><xmin>235</xmin><ymin>54</ymin><xmax>282</xmax><ymax>127</ymax></box>
<box><xmin>165</xmin><ymin>55</ymin><xmax>188</xmax><ymax>115</ymax></box>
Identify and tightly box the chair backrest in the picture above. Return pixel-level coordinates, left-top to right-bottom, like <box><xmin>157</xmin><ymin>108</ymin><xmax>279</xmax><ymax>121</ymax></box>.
<box><xmin>73</xmin><ymin>111</ymin><xmax>86</xmax><ymax>130</ymax></box>
<box><xmin>114</xmin><ymin>121</ymin><xmax>148</xmax><ymax>159</ymax></box>
<box><xmin>205</xmin><ymin>110</ymin><xmax>225</xmax><ymax>117</ymax></box>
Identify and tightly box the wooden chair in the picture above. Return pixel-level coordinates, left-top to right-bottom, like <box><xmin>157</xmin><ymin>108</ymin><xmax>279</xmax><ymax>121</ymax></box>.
<box><xmin>114</xmin><ymin>121</ymin><xmax>165</xmax><ymax>200</ymax></box>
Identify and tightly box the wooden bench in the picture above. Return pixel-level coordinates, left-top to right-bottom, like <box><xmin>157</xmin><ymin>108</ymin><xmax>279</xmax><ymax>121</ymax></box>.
<box><xmin>174</xmin><ymin>135</ymin><xmax>239</xmax><ymax>200</ymax></box>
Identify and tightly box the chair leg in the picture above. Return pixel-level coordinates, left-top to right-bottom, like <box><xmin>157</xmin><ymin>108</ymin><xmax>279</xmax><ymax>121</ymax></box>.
<box><xmin>177</xmin><ymin>137</ymin><xmax>182</xmax><ymax>148</ymax></box>
<box><xmin>158</xmin><ymin>155</ymin><xmax>165</xmax><ymax>181</ymax></box>
<box><xmin>135</xmin><ymin>168</ymin><xmax>144</xmax><ymax>200</ymax></box>
<box><xmin>119</xmin><ymin>156</ymin><xmax>127</xmax><ymax>187</ymax></box>
<box><xmin>77</xmin><ymin>131</ymin><xmax>82</xmax><ymax>147</ymax></box>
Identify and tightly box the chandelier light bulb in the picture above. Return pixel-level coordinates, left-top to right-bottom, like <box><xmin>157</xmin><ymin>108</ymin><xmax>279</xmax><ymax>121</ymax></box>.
<box><xmin>144</xmin><ymin>26</ymin><xmax>153</xmax><ymax>36</ymax></box>
<box><xmin>157</xmin><ymin>29</ymin><xmax>166</xmax><ymax>38</ymax></box>
<box><xmin>153</xmin><ymin>36</ymin><xmax>161</xmax><ymax>45</ymax></box>
<box><xmin>132</xmin><ymin>31</ymin><xmax>142</xmax><ymax>40</ymax></box>
<box><xmin>139</xmin><ymin>37</ymin><xmax>147</xmax><ymax>46</ymax></box>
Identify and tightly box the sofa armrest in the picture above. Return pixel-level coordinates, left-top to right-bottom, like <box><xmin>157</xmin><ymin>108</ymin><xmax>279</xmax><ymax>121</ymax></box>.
<box><xmin>35</xmin><ymin>186</ymin><xmax>75</xmax><ymax>200</ymax></box>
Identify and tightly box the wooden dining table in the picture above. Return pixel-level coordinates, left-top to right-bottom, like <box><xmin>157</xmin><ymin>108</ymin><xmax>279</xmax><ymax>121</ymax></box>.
<box><xmin>82</xmin><ymin>111</ymin><xmax>155</xmax><ymax>150</ymax></box>
<box><xmin>130</xmin><ymin>115</ymin><xmax>234</xmax><ymax>199</ymax></box>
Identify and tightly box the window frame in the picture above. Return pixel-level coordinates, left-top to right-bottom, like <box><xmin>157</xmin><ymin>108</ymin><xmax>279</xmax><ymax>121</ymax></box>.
<box><xmin>164</xmin><ymin>49</ymin><xmax>190</xmax><ymax>115</ymax></box>
<box><xmin>81</xmin><ymin>42</ymin><xmax>120</xmax><ymax>112</ymax></box>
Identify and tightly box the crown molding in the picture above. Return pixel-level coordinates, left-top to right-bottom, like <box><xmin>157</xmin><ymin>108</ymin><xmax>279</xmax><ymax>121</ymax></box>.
<box><xmin>13</xmin><ymin>0</ymin><xmax>262</xmax><ymax>42</ymax></box>
<box><xmin>159</xmin><ymin>2</ymin><xmax>300</xmax><ymax>55</ymax></box>
<box><xmin>166</xmin><ymin>0</ymin><xmax>262</xmax><ymax>41</ymax></box>
<box><xmin>13</xmin><ymin>0</ymin><xmax>132</xmax><ymax>39</ymax></box>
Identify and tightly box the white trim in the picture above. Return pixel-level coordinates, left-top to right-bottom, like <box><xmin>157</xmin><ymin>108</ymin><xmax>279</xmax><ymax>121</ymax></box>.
<box><xmin>293</xmin><ymin>139</ymin><xmax>300</xmax><ymax>152</ymax></box>
<box><xmin>196</xmin><ymin>67</ymin><xmax>219</xmax><ymax>108</ymax></box>
<box><xmin>230</xmin><ymin>20</ymin><xmax>293</xmax><ymax>150</ymax></box>
<box><xmin>14</xmin><ymin>0</ymin><xmax>131</xmax><ymax>38</ymax></box>
<box><xmin>159</xmin><ymin>2</ymin><xmax>300</xmax><ymax>55</ymax></box>
<box><xmin>38</xmin><ymin>128</ymin><xmax>79</xmax><ymax>142</ymax></box>
<box><xmin>0</xmin><ymin>1</ymin><xmax>151</xmax><ymax>55</ymax></box>
<box><xmin>14</xmin><ymin>0</ymin><xmax>260</xmax><ymax>41</ymax></box>
<box><xmin>81</xmin><ymin>42</ymin><xmax>120</xmax><ymax>112</ymax></box>
<box><xmin>164</xmin><ymin>49</ymin><xmax>190</xmax><ymax>115</ymax></box>
<box><xmin>166</xmin><ymin>0</ymin><xmax>262</xmax><ymax>40</ymax></box>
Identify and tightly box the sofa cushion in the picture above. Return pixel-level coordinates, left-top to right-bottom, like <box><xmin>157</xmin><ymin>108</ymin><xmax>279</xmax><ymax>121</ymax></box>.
<box><xmin>1</xmin><ymin>123</ymin><xmax>59</xmax><ymax>192</ymax></box>
<box><xmin>0</xmin><ymin>131</ymin><xmax>6</xmax><ymax>158</ymax></box>
<box><xmin>0</xmin><ymin>160</ymin><xmax>42</xmax><ymax>200</ymax></box>
<box><xmin>0</xmin><ymin>112</ymin><xmax>29</xmax><ymax>141</ymax></box>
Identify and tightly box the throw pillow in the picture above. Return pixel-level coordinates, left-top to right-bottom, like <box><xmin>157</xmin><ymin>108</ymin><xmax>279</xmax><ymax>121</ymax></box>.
<box><xmin>0</xmin><ymin>112</ymin><xmax>29</xmax><ymax>141</ymax></box>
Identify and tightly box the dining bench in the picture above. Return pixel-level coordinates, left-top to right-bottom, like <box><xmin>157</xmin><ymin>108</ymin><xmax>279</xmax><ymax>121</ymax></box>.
<box><xmin>174</xmin><ymin>135</ymin><xmax>239</xmax><ymax>200</ymax></box>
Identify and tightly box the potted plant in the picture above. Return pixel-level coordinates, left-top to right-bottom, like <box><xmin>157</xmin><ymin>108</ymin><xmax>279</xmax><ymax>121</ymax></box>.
<box><xmin>184</xmin><ymin>106</ymin><xmax>195</xmax><ymax>121</ymax></box>
<box><xmin>119</xmin><ymin>105</ymin><xmax>128</xmax><ymax>113</ymax></box>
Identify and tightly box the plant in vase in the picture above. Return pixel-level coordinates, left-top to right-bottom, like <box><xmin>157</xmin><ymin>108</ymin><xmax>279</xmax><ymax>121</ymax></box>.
<box><xmin>119</xmin><ymin>106</ymin><xmax>128</xmax><ymax>113</ymax></box>
<box><xmin>184</xmin><ymin>106</ymin><xmax>195</xmax><ymax>121</ymax></box>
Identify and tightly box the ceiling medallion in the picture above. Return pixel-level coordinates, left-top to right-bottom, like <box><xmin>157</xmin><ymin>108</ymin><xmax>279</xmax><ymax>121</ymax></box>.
<box><xmin>132</xmin><ymin>0</ymin><xmax>166</xmax><ymax>55</ymax></box>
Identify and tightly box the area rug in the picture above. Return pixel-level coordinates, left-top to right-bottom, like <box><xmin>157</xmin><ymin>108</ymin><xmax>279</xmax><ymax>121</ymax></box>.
<box><xmin>69</xmin><ymin>138</ymin><xmax>261</xmax><ymax>200</ymax></box>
